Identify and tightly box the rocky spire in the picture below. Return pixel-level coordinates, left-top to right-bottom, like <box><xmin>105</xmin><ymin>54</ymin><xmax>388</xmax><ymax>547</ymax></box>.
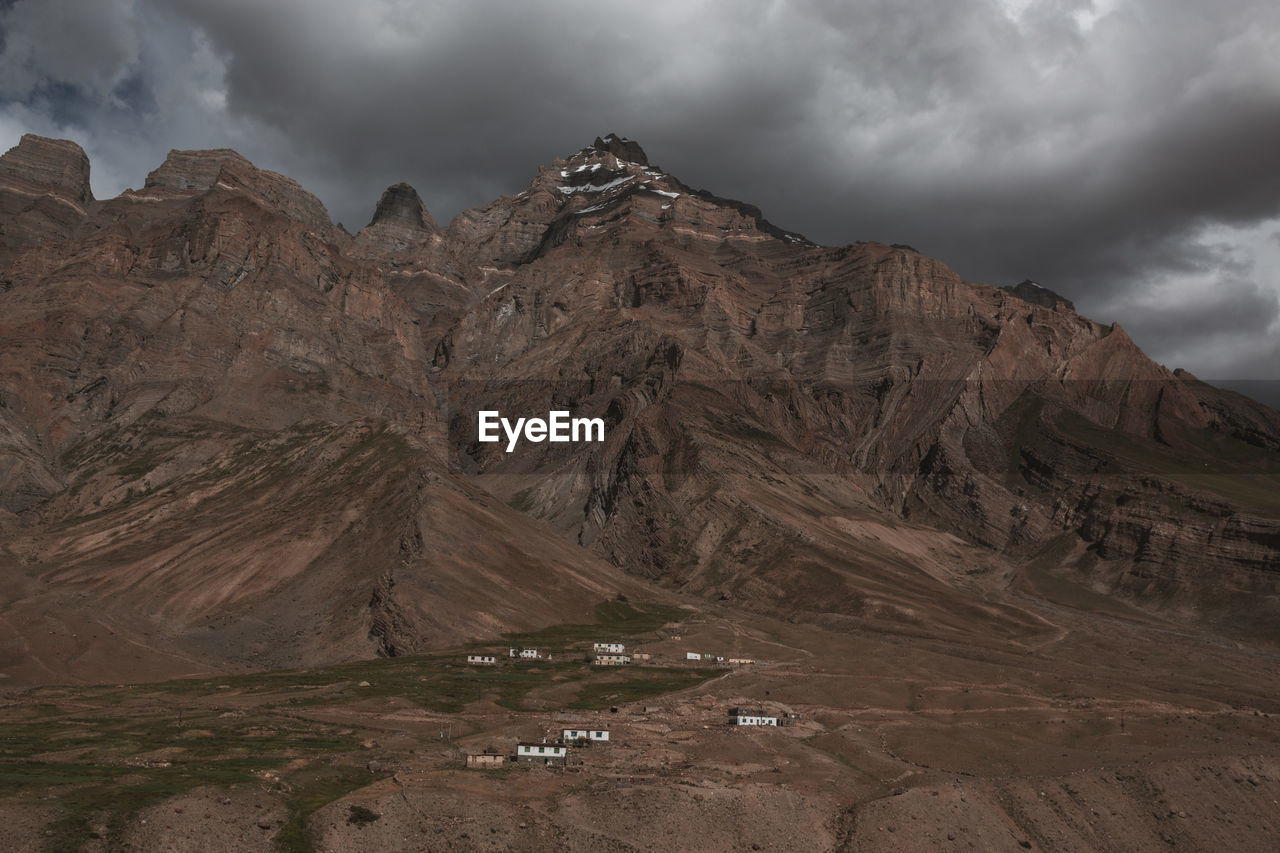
<box><xmin>367</xmin><ymin>182</ymin><xmax>437</xmax><ymax>231</ymax></box>
<box><xmin>353</xmin><ymin>182</ymin><xmax>437</xmax><ymax>257</ymax></box>
<box><xmin>0</xmin><ymin>134</ymin><xmax>93</xmax><ymax>204</ymax></box>
<box><xmin>592</xmin><ymin>133</ymin><xmax>648</xmax><ymax>166</ymax></box>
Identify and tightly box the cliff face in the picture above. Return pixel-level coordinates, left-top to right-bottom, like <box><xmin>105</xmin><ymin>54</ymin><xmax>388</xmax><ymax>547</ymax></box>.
<box><xmin>420</xmin><ymin>138</ymin><xmax>1279</xmax><ymax>638</ymax></box>
<box><xmin>0</xmin><ymin>135</ymin><xmax>95</xmax><ymax>272</ymax></box>
<box><xmin>0</xmin><ymin>134</ymin><xmax>92</xmax><ymax>201</ymax></box>
<box><xmin>1</xmin><ymin>133</ymin><xmax>1278</xmax><ymax>679</ymax></box>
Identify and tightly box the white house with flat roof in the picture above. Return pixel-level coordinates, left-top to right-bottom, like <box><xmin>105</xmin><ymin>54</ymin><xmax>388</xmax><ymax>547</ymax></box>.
<box><xmin>593</xmin><ymin>642</ymin><xmax>625</xmax><ymax>654</ymax></box>
<box><xmin>516</xmin><ymin>742</ymin><xmax>567</xmax><ymax>764</ymax></box>
<box><xmin>563</xmin><ymin>728</ymin><xmax>609</xmax><ymax>742</ymax></box>
<box><xmin>594</xmin><ymin>653</ymin><xmax>630</xmax><ymax>666</ymax></box>
<box><xmin>729</xmin><ymin>708</ymin><xmax>778</xmax><ymax>726</ymax></box>
<box><xmin>466</xmin><ymin>654</ymin><xmax>496</xmax><ymax>665</ymax></box>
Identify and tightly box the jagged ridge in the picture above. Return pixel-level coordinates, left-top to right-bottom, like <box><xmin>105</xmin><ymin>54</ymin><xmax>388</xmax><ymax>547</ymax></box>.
<box><xmin>1</xmin><ymin>131</ymin><xmax>1278</xmax><ymax>684</ymax></box>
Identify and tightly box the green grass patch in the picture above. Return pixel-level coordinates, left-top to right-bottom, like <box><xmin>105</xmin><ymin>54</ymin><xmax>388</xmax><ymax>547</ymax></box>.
<box><xmin>567</xmin><ymin>668</ymin><xmax>717</xmax><ymax>709</ymax></box>
<box><xmin>276</xmin><ymin>763</ymin><xmax>376</xmax><ymax>853</ymax></box>
<box><xmin>19</xmin><ymin>759</ymin><xmax>280</xmax><ymax>852</ymax></box>
<box><xmin>499</xmin><ymin>600</ymin><xmax>685</xmax><ymax>652</ymax></box>
<box><xmin>0</xmin><ymin>702</ymin><xmax>361</xmax><ymax>850</ymax></box>
<box><xmin>0</xmin><ymin>709</ymin><xmax>358</xmax><ymax>764</ymax></box>
<box><xmin>3</xmin><ymin>605</ymin><xmax>716</xmax><ymax>849</ymax></box>
<box><xmin>134</xmin><ymin>612</ymin><xmax>687</xmax><ymax>714</ymax></box>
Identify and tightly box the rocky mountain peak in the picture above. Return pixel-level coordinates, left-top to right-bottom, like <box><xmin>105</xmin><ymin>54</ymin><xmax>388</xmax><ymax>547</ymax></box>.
<box><xmin>444</xmin><ymin>132</ymin><xmax>812</xmax><ymax>268</ymax></box>
<box><xmin>593</xmin><ymin>133</ymin><xmax>648</xmax><ymax>166</ymax></box>
<box><xmin>144</xmin><ymin>148</ymin><xmax>252</xmax><ymax>193</ymax></box>
<box><xmin>0</xmin><ymin>133</ymin><xmax>93</xmax><ymax>205</ymax></box>
<box><xmin>1001</xmin><ymin>279</ymin><xmax>1075</xmax><ymax>311</ymax></box>
<box><xmin>142</xmin><ymin>148</ymin><xmax>332</xmax><ymax>232</ymax></box>
<box><xmin>367</xmin><ymin>182</ymin><xmax>436</xmax><ymax>231</ymax></box>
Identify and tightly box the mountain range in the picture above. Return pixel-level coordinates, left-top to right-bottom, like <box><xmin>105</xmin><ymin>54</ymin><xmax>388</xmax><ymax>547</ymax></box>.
<box><xmin>1</xmin><ymin>131</ymin><xmax>1278</xmax><ymax>686</ymax></box>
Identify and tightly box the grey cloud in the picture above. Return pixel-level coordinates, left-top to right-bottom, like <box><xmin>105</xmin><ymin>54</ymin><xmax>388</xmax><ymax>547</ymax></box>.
<box><xmin>1109</xmin><ymin>276</ymin><xmax>1278</xmax><ymax>344</ymax></box>
<box><xmin>1</xmin><ymin>0</ymin><xmax>1277</xmax><ymax>383</ymax></box>
<box><xmin>0</xmin><ymin>0</ymin><xmax>139</xmax><ymax>98</ymax></box>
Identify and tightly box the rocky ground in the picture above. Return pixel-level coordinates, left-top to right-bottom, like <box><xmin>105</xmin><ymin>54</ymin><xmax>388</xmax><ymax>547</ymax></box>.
<box><xmin>3</xmin><ymin>594</ymin><xmax>1278</xmax><ymax>851</ymax></box>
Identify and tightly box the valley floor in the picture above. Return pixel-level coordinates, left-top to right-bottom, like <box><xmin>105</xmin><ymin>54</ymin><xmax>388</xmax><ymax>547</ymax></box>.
<box><xmin>2</xmin><ymin>595</ymin><xmax>1279</xmax><ymax>852</ymax></box>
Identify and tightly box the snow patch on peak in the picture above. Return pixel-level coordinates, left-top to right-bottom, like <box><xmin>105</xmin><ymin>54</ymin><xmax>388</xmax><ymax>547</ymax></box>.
<box><xmin>557</xmin><ymin>174</ymin><xmax>635</xmax><ymax>195</ymax></box>
<box><xmin>575</xmin><ymin>199</ymin><xmax>618</xmax><ymax>215</ymax></box>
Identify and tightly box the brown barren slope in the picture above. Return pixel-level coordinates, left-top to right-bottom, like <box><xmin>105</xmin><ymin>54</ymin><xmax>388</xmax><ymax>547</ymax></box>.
<box><xmin>0</xmin><ymin>132</ymin><xmax>1277</xmax><ymax>851</ymax></box>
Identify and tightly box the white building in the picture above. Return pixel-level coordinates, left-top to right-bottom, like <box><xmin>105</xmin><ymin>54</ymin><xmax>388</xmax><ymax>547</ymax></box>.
<box><xmin>594</xmin><ymin>653</ymin><xmax>630</xmax><ymax>666</ymax></box>
<box><xmin>516</xmin><ymin>742</ymin><xmax>567</xmax><ymax>764</ymax></box>
<box><xmin>729</xmin><ymin>708</ymin><xmax>778</xmax><ymax>726</ymax></box>
<box><xmin>562</xmin><ymin>728</ymin><xmax>609</xmax><ymax>742</ymax></box>
<box><xmin>593</xmin><ymin>642</ymin><xmax>625</xmax><ymax>654</ymax></box>
<box><xmin>466</xmin><ymin>654</ymin><xmax>496</xmax><ymax>665</ymax></box>
<box><xmin>510</xmin><ymin>648</ymin><xmax>540</xmax><ymax>659</ymax></box>
<box><xmin>685</xmin><ymin>652</ymin><xmax>702</xmax><ymax>661</ymax></box>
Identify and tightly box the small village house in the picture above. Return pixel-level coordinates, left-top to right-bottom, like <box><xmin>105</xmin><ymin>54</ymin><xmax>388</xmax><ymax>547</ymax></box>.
<box><xmin>563</xmin><ymin>728</ymin><xmax>610</xmax><ymax>743</ymax></box>
<box><xmin>465</xmin><ymin>752</ymin><xmax>505</xmax><ymax>769</ymax></box>
<box><xmin>685</xmin><ymin>652</ymin><xmax>701</xmax><ymax>661</ymax></box>
<box><xmin>466</xmin><ymin>654</ymin><xmax>496</xmax><ymax>665</ymax></box>
<box><xmin>594</xmin><ymin>653</ymin><xmax>630</xmax><ymax>666</ymax></box>
<box><xmin>729</xmin><ymin>708</ymin><xmax>779</xmax><ymax>726</ymax></box>
<box><xmin>510</xmin><ymin>648</ymin><xmax>540</xmax><ymax>659</ymax></box>
<box><xmin>516</xmin><ymin>742</ymin><xmax>567</xmax><ymax>764</ymax></box>
<box><xmin>593</xmin><ymin>642</ymin><xmax>625</xmax><ymax>654</ymax></box>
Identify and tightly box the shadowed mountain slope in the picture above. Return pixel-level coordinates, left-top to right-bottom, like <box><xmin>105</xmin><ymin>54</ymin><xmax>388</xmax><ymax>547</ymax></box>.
<box><xmin>1</xmin><ymin>132</ymin><xmax>1278</xmax><ymax>685</ymax></box>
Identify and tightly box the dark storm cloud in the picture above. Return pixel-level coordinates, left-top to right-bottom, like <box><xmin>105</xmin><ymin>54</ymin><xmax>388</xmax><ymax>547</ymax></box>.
<box><xmin>1</xmin><ymin>0</ymin><xmax>1277</xmax><ymax>381</ymax></box>
<box><xmin>1115</xmin><ymin>276</ymin><xmax>1277</xmax><ymax>341</ymax></box>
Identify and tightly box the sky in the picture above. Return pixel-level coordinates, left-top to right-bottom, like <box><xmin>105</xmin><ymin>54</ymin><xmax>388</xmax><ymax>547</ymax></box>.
<box><xmin>1</xmin><ymin>0</ymin><xmax>1277</xmax><ymax>387</ymax></box>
